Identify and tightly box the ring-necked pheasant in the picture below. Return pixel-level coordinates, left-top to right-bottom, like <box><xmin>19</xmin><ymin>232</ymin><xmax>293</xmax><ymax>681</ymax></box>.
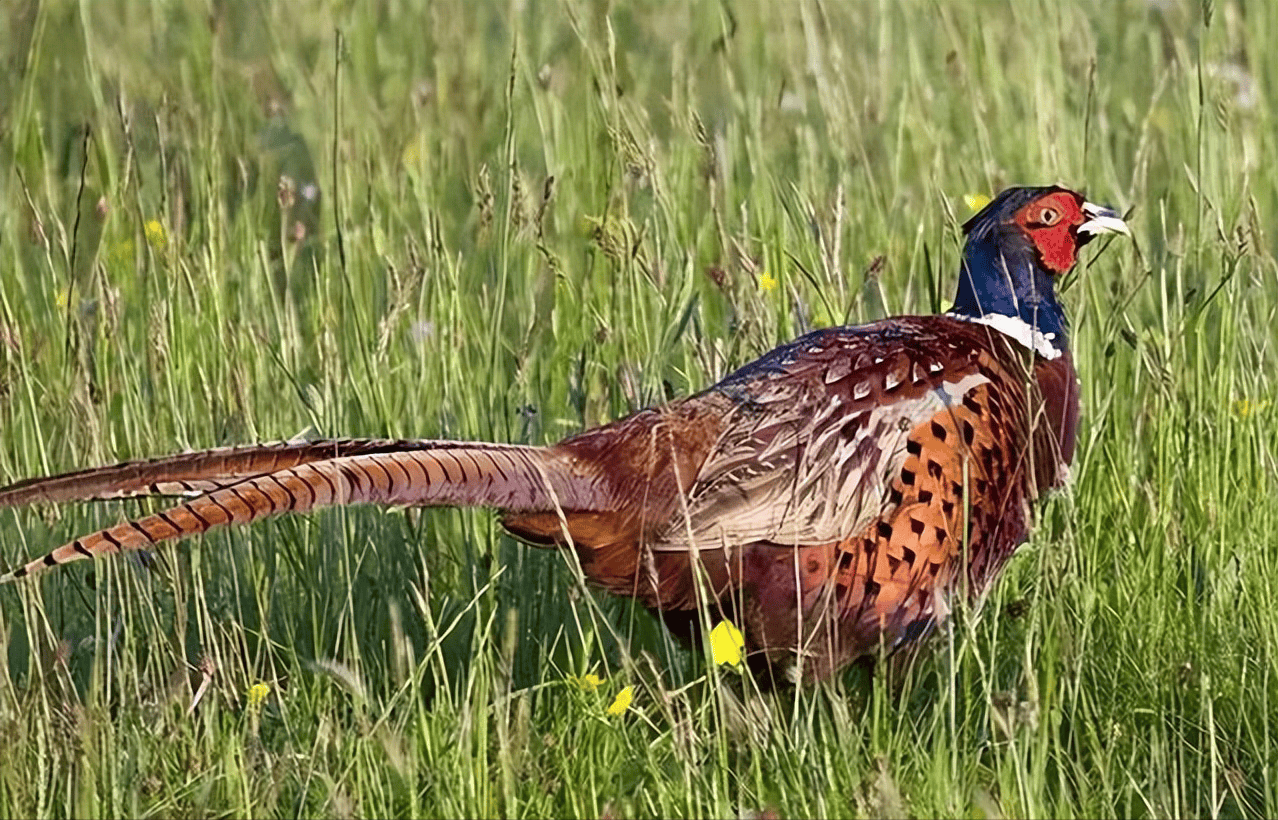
<box><xmin>0</xmin><ymin>186</ymin><xmax>1127</xmax><ymax>682</ymax></box>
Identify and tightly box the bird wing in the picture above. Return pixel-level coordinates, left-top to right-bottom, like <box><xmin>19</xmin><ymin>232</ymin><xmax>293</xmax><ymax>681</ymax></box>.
<box><xmin>657</xmin><ymin>319</ymin><xmax>999</xmax><ymax>553</ymax></box>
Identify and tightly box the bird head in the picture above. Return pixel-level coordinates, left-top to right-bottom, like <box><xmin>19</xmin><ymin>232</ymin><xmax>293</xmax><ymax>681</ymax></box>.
<box><xmin>949</xmin><ymin>186</ymin><xmax>1129</xmax><ymax>358</ymax></box>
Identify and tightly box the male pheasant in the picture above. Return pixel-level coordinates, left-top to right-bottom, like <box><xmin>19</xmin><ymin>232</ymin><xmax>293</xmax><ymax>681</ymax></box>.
<box><xmin>0</xmin><ymin>186</ymin><xmax>1127</xmax><ymax>682</ymax></box>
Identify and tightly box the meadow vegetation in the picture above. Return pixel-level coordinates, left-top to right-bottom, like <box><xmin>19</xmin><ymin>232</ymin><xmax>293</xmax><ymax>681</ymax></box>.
<box><xmin>0</xmin><ymin>0</ymin><xmax>1275</xmax><ymax>816</ymax></box>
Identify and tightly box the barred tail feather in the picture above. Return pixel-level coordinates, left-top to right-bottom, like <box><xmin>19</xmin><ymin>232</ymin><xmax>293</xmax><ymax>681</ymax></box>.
<box><xmin>0</xmin><ymin>439</ymin><xmax>453</xmax><ymax>507</ymax></box>
<box><xmin>0</xmin><ymin>443</ymin><xmax>609</xmax><ymax>583</ymax></box>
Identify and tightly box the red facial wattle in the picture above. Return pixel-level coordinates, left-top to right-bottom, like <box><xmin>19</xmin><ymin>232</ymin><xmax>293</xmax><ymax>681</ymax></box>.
<box><xmin>1013</xmin><ymin>191</ymin><xmax>1087</xmax><ymax>275</ymax></box>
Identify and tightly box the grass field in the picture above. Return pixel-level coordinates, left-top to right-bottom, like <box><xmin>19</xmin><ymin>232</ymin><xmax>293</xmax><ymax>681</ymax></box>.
<box><xmin>1</xmin><ymin>0</ymin><xmax>1276</xmax><ymax>816</ymax></box>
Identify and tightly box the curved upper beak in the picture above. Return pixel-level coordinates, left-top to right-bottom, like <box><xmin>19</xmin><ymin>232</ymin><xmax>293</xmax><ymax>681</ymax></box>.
<box><xmin>1079</xmin><ymin>201</ymin><xmax>1130</xmax><ymax>239</ymax></box>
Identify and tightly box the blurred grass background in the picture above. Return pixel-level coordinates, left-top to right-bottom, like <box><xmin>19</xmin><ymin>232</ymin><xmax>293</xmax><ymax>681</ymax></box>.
<box><xmin>0</xmin><ymin>0</ymin><xmax>1275</xmax><ymax>816</ymax></box>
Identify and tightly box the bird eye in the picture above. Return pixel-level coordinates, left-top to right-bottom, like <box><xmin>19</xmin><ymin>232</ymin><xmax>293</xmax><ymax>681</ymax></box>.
<box><xmin>1038</xmin><ymin>207</ymin><xmax>1060</xmax><ymax>226</ymax></box>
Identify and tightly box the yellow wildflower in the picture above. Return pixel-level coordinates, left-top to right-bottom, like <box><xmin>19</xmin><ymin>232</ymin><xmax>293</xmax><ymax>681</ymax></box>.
<box><xmin>144</xmin><ymin>219</ymin><xmax>166</xmax><ymax>251</ymax></box>
<box><xmin>709</xmin><ymin>620</ymin><xmax>745</xmax><ymax>669</ymax></box>
<box><xmin>758</xmin><ymin>271</ymin><xmax>778</xmax><ymax>293</ymax></box>
<box><xmin>570</xmin><ymin>673</ymin><xmax>604</xmax><ymax>692</ymax></box>
<box><xmin>54</xmin><ymin>287</ymin><xmax>70</xmax><ymax>310</ymax></box>
<box><xmin>1233</xmin><ymin>399</ymin><xmax>1271</xmax><ymax>418</ymax></box>
<box><xmin>607</xmin><ymin>685</ymin><xmax>634</xmax><ymax>716</ymax></box>
<box><xmin>964</xmin><ymin>193</ymin><xmax>992</xmax><ymax>213</ymax></box>
<box><xmin>247</xmin><ymin>682</ymin><xmax>270</xmax><ymax>709</ymax></box>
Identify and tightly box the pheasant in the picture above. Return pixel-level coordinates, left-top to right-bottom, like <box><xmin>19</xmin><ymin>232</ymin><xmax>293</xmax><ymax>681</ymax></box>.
<box><xmin>0</xmin><ymin>186</ymin><xmax>1127</xmax><ymax>682</ymax></box>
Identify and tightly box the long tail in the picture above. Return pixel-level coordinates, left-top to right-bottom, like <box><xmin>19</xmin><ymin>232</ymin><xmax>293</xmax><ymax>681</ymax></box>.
<box><xmin>0</xmin><ymin>441</ymin><xmax>611</xmax><ymax>583</ymax></box>
<box><xmin>0</xmin><ymin>439</ymin><xmax>451</xmax><ymax>506</ymax></box>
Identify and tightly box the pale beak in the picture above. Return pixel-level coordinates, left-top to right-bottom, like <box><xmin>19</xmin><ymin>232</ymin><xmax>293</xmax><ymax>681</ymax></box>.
<box><xmin>1079</xmin><ymin>201</ymin><xmax>1130</xmax><ymax>238</ymax></box>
